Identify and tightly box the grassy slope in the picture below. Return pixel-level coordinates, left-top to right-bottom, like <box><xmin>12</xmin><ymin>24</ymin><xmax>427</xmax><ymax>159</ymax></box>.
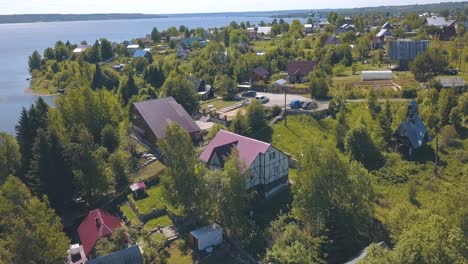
<box><xmin>271</xmin><ymin>102</ymin><xmax>467</xmax><ymax>225</ymax></box>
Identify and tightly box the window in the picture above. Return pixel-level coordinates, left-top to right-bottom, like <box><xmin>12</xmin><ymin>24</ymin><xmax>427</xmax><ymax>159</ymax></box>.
<box><xmin>274</xmin><ymin>166</ymin><xmax>279</xmax><ymax>176</ymax></box>
<box><xmin>269</xmin><ymin>152</ymin><xmax>276</xmax><ymax>161</ymax></box>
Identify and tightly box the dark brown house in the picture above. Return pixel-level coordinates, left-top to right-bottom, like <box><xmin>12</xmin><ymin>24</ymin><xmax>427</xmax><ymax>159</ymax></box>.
<box><xmin>131</xmin><ymin>97</ymin><xmax>201</xmax><ymax>145</ymax></box>
<box><xmin>287</xmin><ymin>61</ymin><xmax>316</xmax><ymax>83</ymax></box>
<box><xmin>249</xmin><ymin>67</ymin><xmax>270</xmax><ymax>83</ymax></box>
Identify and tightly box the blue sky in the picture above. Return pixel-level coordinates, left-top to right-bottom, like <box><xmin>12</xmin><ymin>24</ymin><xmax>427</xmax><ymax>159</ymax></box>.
<box><xmin>0</xmin><ymin>0</ymin><xmax>445</xmax><ymax>15</ymax></box>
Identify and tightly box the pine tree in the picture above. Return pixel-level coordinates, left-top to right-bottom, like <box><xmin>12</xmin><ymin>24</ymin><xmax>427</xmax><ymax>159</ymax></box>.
<box><xmin>367</xmin><ymin>89</ymin><xmax>380</xmax><ymax>119</ymax></box>
<box><xmin>28</xmin><ymin>50</ymin><xmax>42</xmax><ymax>73</ymax></box>
<box><xmin>15</xmin><ymin>108</ymin><xmax>34</xmax><ymax>178</ymax></box>
<box><xmin>151</xmin><ymin>27</ymin><xmax>161</xmax><ymax>43</ymax></box>
<box><xmin>100</xmin><ymin>38</ymin><xmax>114</xmax><ymax>61</ymax></box>
<box><xmin>92</xmin><ymin>63</ymin><xmax>103</xmax><ymax>90</ymax></box>
<box><xmin>379</xmin><ymin>100</ymin><xmax>393</xmax><ymax>149</ymax></box>
<box><xmin>118</xmin><ymin>73</ymin><xmax>138</xmax><ymax>106</ymax></box>
<box><xmin>335</xmin><ymin>107</ymin><xmax>349</xmax><ymax>150</ymax></box>
<box><xmin>26</xmin><ymin>129</ymin><xmax>48</xmax><ymax>195</ymax></box>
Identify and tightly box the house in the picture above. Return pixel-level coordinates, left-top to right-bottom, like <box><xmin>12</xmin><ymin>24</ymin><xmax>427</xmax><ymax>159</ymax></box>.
<box><xmin>373</xmin><ymin>29</ymin><xmax>393</xmax><ymax>49</ymax></box>
<box><xmin>381</xmin><ymin>22</ymin><xmax>393</xmax><ymax>30</ymax></box>
<box><xmin>246</xmin><ymin>27</ymin><xmax>257</xmax><ymax>40</ymax></box>
<box><xmin>423</xmin><ymin>16</ymin><xmax>457</xmax><ymax>40</ymax></box>
<box><xmin>67</xmin><ymin>244</ymin><xmax>87</xmax><ymax>264</ymax></box>
<box><xmin>136</xmin><ymin>34</ymin><xmax>153</xmax><ymax>47</ymax></box>
<box><xmin>86</xmin><ymin>245</ymin><xmax>143</xmax><ymax>264</ymax></box>
<box><xmin>133</xmin><ymin>49</ymin><xmax>152</xmax><ymax>60</ymax></box>
<box><xmin>176</xmin><ymin>43</ymin><xmax>188</xmax><ymax>58</ymax></box>
<box><xmin>181</xmin><ymin>37</ymin><xmax>206</xmax><ymax>48</ymax></box>
<box><xmin>304</xmin><ymin>24</ymin><xmax>313</xmax><ymax>34</ymax></box>
<box><xmin>249</xmin><ymin>67</ymin><xmax>270</xmax><ymax>83</ymax></box>
<box><xmin>394</xmin><ymin>100</ymin><xmax>431</xmax><ymax>155</ymax></box>
<box><xmin>129</xmin><ymin>182</ymin><xmax>147</xmax><ymax>199</ymax></box>
<box><xmin>257</xmin><ymin>26</ymin><xmax>272</xmax><ymax>38</ymax></box>
<box><xmin>199</xmin><ymin>130</ymin><xmax>289</xmax><ymax>194</ymax></box>
<box><xmin>436</xmin><ymin>77</ymin><xmax>465</xmax><ymax>90</ymax></box>
<box><xmin>389</xmin><ymin>39</ymin><xmax>429</xmax><ymax>69</ymax></box>
<box><xmin>77</xmin><ymin>209</ymin><xmax>122</xmax><ymax>257</ymax></box>
<box><xmin>325</xmin><ymin>35</ymin><xmax>340</xmax><ymax>45</ymax></box>
<box><xmin>336</xmin><ymin>24</ymin><xmax>355</xmax><ymax>34</ymax></box>
<box><xmin>318</xmin><ymin>20</ymin><xmax>330</xmax><ymax>29</ymax></box>
<box><xmin>127</xmin><ymin>44</ymin><xmax>140</xmax><ymax>56</ymax></box>
<box><xmin>189</xmin><ymin>224</ymin><xmax>223</xmax><ymax>251</ymax></box>
<box><xmin>73</xmin><ymin>45</ymin><xmax>91</xmax><ymax>55</ymax></box>
<box><xmin>287</xmin><ymin>61</ymin><xmax>316</xmax><ymax>83</ymax></box>
<box><xmin>131</xmin><ymin>97</ymin><xmax>201</xmax><ymax>145</ymax></box>
<box><xmin>190</xmin><ymin>78</ymin><xmax>214</xmax><ymax>100</ymax></box>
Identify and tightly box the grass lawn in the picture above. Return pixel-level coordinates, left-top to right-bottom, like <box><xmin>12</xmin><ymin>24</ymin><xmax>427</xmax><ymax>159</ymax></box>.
<box><xmin>167</xmin><ymin>240</ymin><xmax>193</xmax><ymax>264</ymax></box>
<box><xmin>131</xmin><ymin>160</ymin><xmax>165</xmax><ymax>183</ymax></box>
<box><xmin>271</xmin><ymin>115</ymin><xmax>336</xmax><ymax>158</ymax></box>
<box><xmin>130</xmin><ymin>185</ymin><xmax>168</xmax><ymax>214</ymax></box>
<box><xmin>200</xmin><ymin>98</ymin><xmax>239</xmax><ymax>111</ymax></box>
<box><xmin>145</xmin><ymin>215</ymin><xmax>173</xmax><ymax>230</ymax></box>
<box><xmin>120</xmin><ymin>203</ymin><xmax>142</xmax><ymax>226</ymax></box>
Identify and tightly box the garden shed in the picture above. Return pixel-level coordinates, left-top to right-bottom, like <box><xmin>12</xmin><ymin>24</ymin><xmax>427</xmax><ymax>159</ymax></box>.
<box><xmin>189</xmin><ymin>224</ymin><xmax>223</xmax><ymax>251</ymax></box>
<box><xmin>361</xmin><ymin>71</ymin><xmax>393</xmax><ymax>81</ymax></box>
<box><xmin>129</xmin><ymin>182</ymin><xmax>147</xmax><ymax>199</ymax></box>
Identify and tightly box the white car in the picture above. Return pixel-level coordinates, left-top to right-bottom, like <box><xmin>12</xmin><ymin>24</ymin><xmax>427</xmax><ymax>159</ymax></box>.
<box><xmin>255</xmin><ymin>95</ymin><xmax>269</xmax><ymax>104</ymax></box>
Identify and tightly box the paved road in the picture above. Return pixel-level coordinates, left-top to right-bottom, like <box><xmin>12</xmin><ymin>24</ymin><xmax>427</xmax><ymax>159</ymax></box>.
<box><xmin>254</xmin><ymin>92</ymin><xmax>329</xmax><ymax>111</ymax></box>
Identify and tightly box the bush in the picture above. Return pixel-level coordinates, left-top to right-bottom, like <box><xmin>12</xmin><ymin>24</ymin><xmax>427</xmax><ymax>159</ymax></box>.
<box><xmin>401</xmin><ymin>87</ymin><xmax>417</xmax><ymax>99</ymax></box>
<box><xmin>439</xmin><ymin>125</ymin><xmax>458</xmax><ymax>148</ymax></box>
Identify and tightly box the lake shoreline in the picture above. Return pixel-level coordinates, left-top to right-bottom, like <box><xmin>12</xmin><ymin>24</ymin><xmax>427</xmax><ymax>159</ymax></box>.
<box><xmin>25</xmin><ymin>87</ymin><xmax>59</xmax><ymax>97</ymax></box>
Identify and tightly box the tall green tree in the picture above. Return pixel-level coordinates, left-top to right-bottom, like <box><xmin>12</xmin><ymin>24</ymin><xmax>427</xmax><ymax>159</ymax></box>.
<box><xmin>118</xmin><ymin>73</ymin><xmax>139</xmax><ymax>106</ymax></box>
<box><xmin>335</xmin><ymin>107</ymin><xmax>349</xmax><ymax>150</ymax></box>
<box><xmin>379</xmin><ymin>100</ymin><xmax>393</xmax><ymax>148</ymax></box>
<box><xmin>100</xmin><ymin>38</ymin><xmax>114</xmax><ymax>61</ymax></box>
<box><xmin>368</xmin><ymin>89</ymin><xmax>380</xmax><ymax>119</ymax></box>
<box><xmin>161</xmin><ymin>72</ymin><xmax>198</xmax><ymax>113</ymax></box>
<box><xmin>437</xmin><ymin>87</ymin><xmax>457</xmax><ymax>128</ymax></box>
<box><xmin>28</xmin><ymin>50</ymin><xmax>42</xmax><ymax>73</ymax></box>
<box><xmin>246</xmin><ymin>100</ymin><xmax>267</xmax><ymax>139</ymax></box>
<box><xmin>159</xmin><ymin>123</ymin><xmax>198</xmax><ymax>209</ymax></box>
<box><xmin>293</xmin><ymin>145</ymin><xmax>374</xmax><ymax>262</ymax></box>
<box><xmin>411</xmin><ymin>50</ymin><xmax>448</xmax><ymax>82</ymax></box>
<box><xmin>109</xmin><ymin>150</ymin><xmax>130</xmax><ymax>192</ymax></box>
<box><xmin>144</xmin><ymin>64</ymin><xmax>165</xmax><ymax>89</ymax></box>
<box><xmin>0</xmin><ymin>133</ymin><xmax>20</xmax><ymax>183</ymax></box>
<box><xmin>92</xmin><ymin>63</ymin><xmax>104</xmax><ymax>90</ymax></box>
<box><xmin>100</xmin><ymin>124</ymin><xmax>119</xmax><ymax>153</ymax></box>
<box><xmin>151</xmin><ymin>27</ymin><xmax>161</xmax><ymax>43</ymax></box>
<box><xmin>230</xmin><ymin>111</ymin><xmax>248</xmax><ymax>135</ymax></box>
<box><xmin>0</xmin><ymin>176</ymin><xmax>69</xmax><ymax>263</ymax></box>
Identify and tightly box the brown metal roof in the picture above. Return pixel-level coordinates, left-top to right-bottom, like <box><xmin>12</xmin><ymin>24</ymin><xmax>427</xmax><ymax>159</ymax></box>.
<box><xmin>287</xmin><ymin>61</ymin><xmax>316</xmax><ymax>77</ymax></box>
<box><xmin>133</xmin><ymin>97</ymin><xmax>200</xmax><ymax>139</ymax></box>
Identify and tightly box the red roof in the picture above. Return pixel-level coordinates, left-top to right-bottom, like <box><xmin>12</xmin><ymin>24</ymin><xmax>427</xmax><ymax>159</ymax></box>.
<box><xmin>129</xmin><ymin>182</ymin><xmax>147</xmax><ymax>192</ymax></box>
<box><xmin>77</xmin><ymin>209</ymin><xmax>122</xmax><ymax>256</ymax></box>
<box><xmin>199</xmin><ymin>130</ymin><xmax>270</xmax><ymax>167</ymax></box>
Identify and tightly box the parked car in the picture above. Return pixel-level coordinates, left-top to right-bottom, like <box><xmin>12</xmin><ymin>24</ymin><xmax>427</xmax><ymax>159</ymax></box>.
<box><xmin>242</xmin><ymin>90</ymin><xmax>257</xmax><ymax>97</ymax></box>
<box><xmin>444</xmin><ymin>68</ymin><xmax>458</xmax><ymax>75</ymax></box>
<box><xmin>302</xmin><ymin>101</ymin><xmax>319</xmax><ymax>110</ymax></box>
<box><xmin>289</xmin><ymin>99</ymin><xmax>303</xmax><ymax>109</ymax></box>
<box><xmin>255</xmin><ymin>95</ymin><xmax>269</xmax><ymax>103</ymax></box>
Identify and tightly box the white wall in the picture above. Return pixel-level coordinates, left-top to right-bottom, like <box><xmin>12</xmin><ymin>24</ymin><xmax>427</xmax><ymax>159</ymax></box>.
<box><xmin>246</xmin><ymin>146</ymin><xmax>289</xmax><ymax>189</ymax></box>
<box><xmin>361</xmin><ymin>71</ymin><xmax>393</xmax><ymax>81</ymax></box>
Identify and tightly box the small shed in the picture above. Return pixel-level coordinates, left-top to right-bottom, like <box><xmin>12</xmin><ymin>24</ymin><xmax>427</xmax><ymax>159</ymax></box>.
<box><xmin>189</xmin><ymin>224</ymin><xmax>223</xmax><ymax>251</ymax></box>
<box><xmin>129</xmin><ymin>182</ymin><xmax>147</xmax><ymax>199</ymax></box>
<box><xmin>361</xmin><ymin>71</ymin><xmax>392</xmax><ymax>81</ymax></box>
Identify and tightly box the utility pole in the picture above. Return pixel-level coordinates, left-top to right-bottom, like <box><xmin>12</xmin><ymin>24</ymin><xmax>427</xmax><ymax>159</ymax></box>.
<box><xmin>434</xmin><ymin>137</ymin><xmax>439</xmax><ymax>177</ymax></box>
<box><xmin>284</xmin><ymin>87</ymin><xmax>287</xmax><ymax>127</ymax></box>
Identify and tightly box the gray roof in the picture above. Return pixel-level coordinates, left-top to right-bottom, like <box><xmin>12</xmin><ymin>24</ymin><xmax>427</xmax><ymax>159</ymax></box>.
<box><xmin>86</xmin><ymin>245</ymin><xmax>143</xmax><ymax>264</ymax></box>
<box><xmin>437</xmin><ymin>77</ymin><xmax>465</xmax><ymax>88</ymax></box>
<box><xmin>425</xmin><ymin>16</ymin><xmax>452</xmax><ymax>27</ymax></box>
<box><xmin>394</xmin><ymin>101</ymin><xmax>431</xmax><ymax>149</ymax></box>
<box><xmin>133</xmin><ymin>97</ymin><xmax>200</xmax><ymax>139</ymax></box>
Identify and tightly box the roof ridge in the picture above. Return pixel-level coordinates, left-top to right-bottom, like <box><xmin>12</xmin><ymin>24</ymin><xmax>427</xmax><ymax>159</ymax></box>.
<box><xmin>219</xmin><ymin>130</ymin><xmax>271</xmax><ymax>146</ymax></box>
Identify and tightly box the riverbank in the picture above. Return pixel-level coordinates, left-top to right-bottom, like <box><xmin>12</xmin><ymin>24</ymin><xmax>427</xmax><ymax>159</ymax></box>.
<box><xmin>25</xmin><ymin>87</ymin><xmax>59</xmax><ymax>97</ymax></box>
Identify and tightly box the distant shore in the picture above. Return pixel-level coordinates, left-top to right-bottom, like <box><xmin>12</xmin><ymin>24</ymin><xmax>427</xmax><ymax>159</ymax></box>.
<box><xmin>0</xmin><ymin>14</ymin><xmax>167</xmax><ymax>24</ymax></box>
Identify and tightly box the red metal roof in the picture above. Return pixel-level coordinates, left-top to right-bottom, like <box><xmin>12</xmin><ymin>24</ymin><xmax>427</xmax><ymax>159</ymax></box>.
<box><xmin>129</xmin><ymin>182</ymin><xmax>147</xmax><ymax>192</ymax></box>
<box><xmin>199</xmin><ymin>130</ymin><xmax>270</xmax><ymax>167</ymax></box>
<box><xmin>77</xmin><ymin>209</ymin><xmax>122</xmax><ymax>256</ymax></box>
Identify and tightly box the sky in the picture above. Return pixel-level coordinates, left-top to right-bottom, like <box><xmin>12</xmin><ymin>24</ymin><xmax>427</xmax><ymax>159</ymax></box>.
<box><xmin>0</xmin><ymin>0</ymin><xmax>446</xmax><ymax>15</ymax></box>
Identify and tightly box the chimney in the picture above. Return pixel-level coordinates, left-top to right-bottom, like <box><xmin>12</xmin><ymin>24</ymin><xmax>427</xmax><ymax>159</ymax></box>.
<box><xmin>95</xmin><ymin>217</ymin><xmax>101</xmax><ymax>229</ymax></box>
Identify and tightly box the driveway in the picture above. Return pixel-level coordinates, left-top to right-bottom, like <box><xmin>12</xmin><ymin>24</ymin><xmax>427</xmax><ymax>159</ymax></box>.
<box><xmin>254</xmin><ymin>92</ymin><xmax>329</xmax><ymax>111</ymax></box>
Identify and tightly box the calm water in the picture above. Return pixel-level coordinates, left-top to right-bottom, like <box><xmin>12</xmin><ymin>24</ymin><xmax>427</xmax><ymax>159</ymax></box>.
<box><xmin>0</xmin><ymin>15</ymin><xmax>303</xmax><ymax>134</ymax></box>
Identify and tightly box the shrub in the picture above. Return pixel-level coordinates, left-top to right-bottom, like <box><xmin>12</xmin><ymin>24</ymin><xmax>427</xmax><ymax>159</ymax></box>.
<box><xmin>401</xmin><ymin>87</ymin><xmax>417</xmax><ymax>99</ymax></box>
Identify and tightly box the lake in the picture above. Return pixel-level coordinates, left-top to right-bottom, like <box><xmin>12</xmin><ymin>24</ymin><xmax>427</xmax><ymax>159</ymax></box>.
<box><xmin>0</xmin><ymin>15</ymin><xmax>304</xmax><ymax>134</ymax></box>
